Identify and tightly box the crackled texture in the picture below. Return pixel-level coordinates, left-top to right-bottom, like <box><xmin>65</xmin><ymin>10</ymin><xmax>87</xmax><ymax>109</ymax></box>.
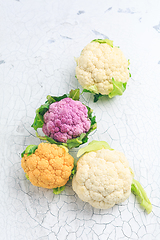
<box><xmin>1</xmin><ymin>0</ymin><xmax>160</xmax><ymax>239</ymax></box>
<box><xmin>76</xmin><ymin>41</ymin><xmax>130</xmax><ymax>95</ymax></box>
<box><xmin>42</xmin><ymin>98</ymin><xmax>91</xmax><ymax>142</ymax></box>
<box><xmin>21</xmin><ymin>143</ymin><xmax>74</xmax><ymax>188</ymax></box>
<box><xmin>72</xmin><ymin>149</ymin><xmax>133</xmax><ymax>209</ymax></box>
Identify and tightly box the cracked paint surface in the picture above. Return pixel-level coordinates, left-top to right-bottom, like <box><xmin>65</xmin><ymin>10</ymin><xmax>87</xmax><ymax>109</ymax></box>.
<box><xmin>0</xmin><ymin>0</ymin><xmax>160</xmax><ymax>239</ymax></box>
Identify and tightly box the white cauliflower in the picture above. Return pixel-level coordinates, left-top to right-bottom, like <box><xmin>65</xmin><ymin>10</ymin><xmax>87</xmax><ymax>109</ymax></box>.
<box><xmin>72</xmin><ymin>147</ymin><xmax>133</xmax><ymax>209</ymax></box>
<box><xmin>75</xmin><ymin>39</ymin><xmax>130</xmax><ymax>101</ymax></box>
<box><xmin>72</xmin><ymin>141</ymin><xmax>152</xmax><ymax>213</ymax></box>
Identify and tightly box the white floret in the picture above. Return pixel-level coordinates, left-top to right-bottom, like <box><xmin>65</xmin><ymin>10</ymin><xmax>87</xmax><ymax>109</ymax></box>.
<box><xmin>72</xmin><ymin>149</ymin><xmax>133</xmax><ymax>209</ymax></box>
<box><xmin>76</xmin><ymin>42</ymin><xmax>130</xmax><ymax>95</ymax></box>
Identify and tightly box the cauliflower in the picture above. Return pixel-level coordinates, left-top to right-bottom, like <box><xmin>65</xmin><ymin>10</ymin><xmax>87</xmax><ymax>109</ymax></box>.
<box><xmin>31</xmin><ymin>89</ymin><xmax>97</xmax><ymax>149</ymax></box>
<box><xmin>72</xmin><ymin>141</ymin><xmax>152</xmax><ymax>213</ymax></box>
<box><xmin>21</xmin><ymin>143</ymin><xmax>74</xmax><ymax>190</ymax></box>
<box><xmin>73</xmin><ymin>145</ymin><xmax>132</xmax><ymax>209</ymax></box>
<box><xmin>75</xmin><ymin>39</ymin><xmax>131</xmax><ymax>102</ymax></box>
<box><xmin>42</xmin><ymin>98</ymin><xmax>91</xmax><ymax>143</ymax></box>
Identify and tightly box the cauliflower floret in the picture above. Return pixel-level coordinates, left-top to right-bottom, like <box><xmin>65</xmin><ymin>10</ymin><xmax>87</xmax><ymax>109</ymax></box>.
<box><xmin>76</xmin><ymin>40</ymin><xmax>130</xmax><ymax>95</ymax></box>
<box><xmin>42</xmin><ymin>98</ymin><xmax>91</xmax><ymax>143</ymax></box>
<box><xmin>72</xmin><ymin>148</ymin><xmax>133</xmax><ymax>209</ymax></box>
<box><xmin>21</xmin><ymin>143</ymin><xmax>74</xmax><ymax>189</ymax></box>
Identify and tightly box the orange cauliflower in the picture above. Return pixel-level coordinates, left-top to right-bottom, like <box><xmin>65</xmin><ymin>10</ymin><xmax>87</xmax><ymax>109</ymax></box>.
<box><xmin>21</xmin><ymin>142</ymin><xmax>74</xmax><ymax>189</ymax></box>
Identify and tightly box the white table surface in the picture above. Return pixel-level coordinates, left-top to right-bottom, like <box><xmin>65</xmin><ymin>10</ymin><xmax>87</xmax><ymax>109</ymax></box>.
<box><xmin>1</xmin><ymin>0</ymin><xmax>160</xmax><ymax>239</ymax></box>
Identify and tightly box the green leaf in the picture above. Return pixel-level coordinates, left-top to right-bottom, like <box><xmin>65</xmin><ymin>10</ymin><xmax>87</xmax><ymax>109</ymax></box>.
<box><xmin>82</xmin><ymin>88</ymin><xmax>103</xmax><ymax>102</ymax></box>
<box><xmin>129</xmin><ymin>72</ymin><xmax>131</xmax><ymax>78</ymax></box>
<box><xmin>128</xmin><ymin>59</ymin><xmax>130</xmax><ymax>66</ymax></box>
<box><xmin>31</xmin><ymin>102</ymin><xmax>50</xmax><ymax>131</ymax></box>
<box><xmin>21</xmin><ymin>145</ymin><xmax>38</xmax><ymax>158</ymax></box>
<box><xmin>77</xmin><ymin>140</ymin><xmax>113</xmax><ymax>157</ymax></box>
<box><xmin>45</xmin><ymin>136</ymin><xmax>61</xmax><ymax>145</ymax></box>
<box><xmin>90</xmin><ymin>115</ymin><xmax>96</xmax><ymax>126</ymax></box>
<box><xmin>66</xmin><ymin>133</ymin><xmax>86</xmax><ymax>149</ymax></box>
<box><xmin>36</xmin><ymin>123</ymin><xmax>96</xmax><ymax>149</ymax></box>
<box><xmin>108</xmin><ymin>78</ymin><xmax>127</xmax><ymax>98</ymax></box>
<box><xmin>83</xmin><ymin>85</ymin><xmax>99</xmax><ymax>94</ymax></box>
<box><xmin>86</xmin><ymin>106</ymin><xmax>93</xmax><ymax>119</ymax></box>
<box><xmin>36</xmin><ymin>133</ymin><xmax>68</xmax><ymax>148</ymax></box>
<box><xmin>82</xmin><ymin>89</ymin><xmax>93</xmax><ymax>94</ymax></box>
<box><xmin>93</xmin><ymin>93</ymin><xmax>103</xmax><ymax>102</ymax></box>
<box><xmin>69</xmin><ymin>89</ymin><xmax>80</xmax><ymax>100</ymax></box>
<box><xmin>47</xmin><ymin>94</ymin><xmax>68</xmax><ymax>103</ymax></box>
<box><xmin>86</xmin><ymin>106</ymin><xmax>96</xmax><ymax>126</ymax></box>
<box><xmin>38</xmin><ymin>101</ymin><xmax>50</xmax><ymax>116</ymax></box>
<box><xmin>31</xmin><ymin>94</ymin><xmax>68</xmax><ymax>131</ymax></box>
<box><xmin>91</xmin><ymin>38</ymin><xmax>113</xmax><ymax>47</ymax></box>
<box><xmin>21</xmin><ymin>150</ymin><xmax>25</xmax><ymax>158</ymax></box>
<box><xmin>69</xmin><ymin>164</ymin><xmax>77</xmax><ymax>180</ymax></box>
<box><xmin>131</xmin><ymin>179</ymin><xmax>152</xmax><ymax>214</ymax></box>
<box><xmin>31</xmin><ymin>111</ymin><xmax>44</xmax><ymax>131</ymax></box>
<box><xmin>25</xmin><ymin>174</ymin><xmax>29</xmax><ymax>180</ymax></box>
<box><xmin>53</xmin><ymin>186</ymin><xmax>65</xmax><ymax>195</ymax></box>
<box><xmin>85</xmin><ymin>106</ymin><xmax>97</xmax><ymax>134</ymax></box>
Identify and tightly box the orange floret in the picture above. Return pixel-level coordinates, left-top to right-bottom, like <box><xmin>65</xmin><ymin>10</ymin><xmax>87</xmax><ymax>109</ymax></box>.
<box><xmin>21</xmin><ymin>142</ymin><xmax>74</xmax><ymax>189</ymax></box>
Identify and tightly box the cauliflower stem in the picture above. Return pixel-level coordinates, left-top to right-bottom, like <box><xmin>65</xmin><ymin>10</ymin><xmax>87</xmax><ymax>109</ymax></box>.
<box><xmin>131</xmin><ymin>179</ymin><xmax>152</xmax><ymax>214</ymax></box>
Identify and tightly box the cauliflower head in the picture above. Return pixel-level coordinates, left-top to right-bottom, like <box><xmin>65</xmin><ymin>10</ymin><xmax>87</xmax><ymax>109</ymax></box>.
<box><xmin>21</xmin><ymin>142</ymin><xmax>74</xmax><ymax>189</ymax></box>
<box><xmin>72</xmin><ymin>148</ymin><xmax>133</xmax><ymax>209</ymax></box>
<box><xmin>76</xmin><ymin>39</ymin><xmax>130</xmax><ymax>98</ymax></box>
<box><xmin>31</xmin><ymin>89</ymin><xmax>97</xmax><ymax>148</ymax></box>
<box><xmin>42</xmin><ymin>98</ymin><xmax>91</xmax><ymax>143</ymax></box>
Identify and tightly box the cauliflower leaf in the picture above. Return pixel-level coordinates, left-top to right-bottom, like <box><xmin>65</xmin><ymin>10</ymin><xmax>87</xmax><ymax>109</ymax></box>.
<box><xmin>93</xmin><ymin>93</ymin><xmax>103</xmax><ymax>102</ymax></box>
<box><xmin>31</xmin><ymin>95</ymin><xmax>66</xmax><ymax>131</ymax></box>
<box><xmin>69</xmin><ymin>164</ymin><xmax>77</xmax><ymax>180</ymax></box>
<box><xmin>36</xmin><ymin>131</ymin><xmax>86</xmax><ymax>149</ymax></box>
<box><xmin>21</xmin><ymin>145</ymin><xmax>38</xmax><ymax>158</ymax></box>
<box><xmin>82</xmin><ymin>79</ymin><xmax>127</xmax><ymax>102</ymax></box>
<box><xmin>66</xmin><ymin>133</ymin><xmax>86</xmax><ymax>149</ymax></box>
<box><xmin>108</xmin><ymin>78</ymin><xmax>127</xmax><ymax>98</ymax></box>
<box><xmin>83</xmin><ymin>85</ymin><xmax>99</xmax><ymax>94</ymax></box>
<box><xmin>53</xmin><ymin>186</ymin><xmax>65</xmax><ymax>195</ymax></box>
<box><xmin>25</xmin><ymin>173</ymin><xmax>29</xmax><ymax>180</ymax></box>
<box><xmin>82</xmin><ymin>88</ymin><xmax>103</xmax><ymax>102</ymax></box>
<box><xmin>69</xmin><ymin>88</ymin><xmax>80</xmax><ymax>100</ymax></box>
<box><xmin>131</xmin><ymin>179</ymin><xmax>152</xmax><ymax>214</ymax></box>
<box><xmin>91</xmin><ymin>38</ymin><xmax>113</xmax><ymax>47</ymax></box>
<box><xmin>77</xmin><ymin>140</ymin><xmax>113</xmax><ymax>157</ymax></box>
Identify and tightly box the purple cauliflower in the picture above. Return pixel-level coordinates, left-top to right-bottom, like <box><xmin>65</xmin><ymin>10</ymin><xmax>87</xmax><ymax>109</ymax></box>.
<box><xmin>42</xmin><ymin>98</ymin><xmax>91</xmax><ymax>143</ymax></box>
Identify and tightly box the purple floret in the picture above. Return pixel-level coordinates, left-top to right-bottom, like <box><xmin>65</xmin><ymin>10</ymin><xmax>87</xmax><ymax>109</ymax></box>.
<box><xmin>42</xmin><ymin>98</ymin><xmax>91</xmax><ymax>143</ymax></box>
